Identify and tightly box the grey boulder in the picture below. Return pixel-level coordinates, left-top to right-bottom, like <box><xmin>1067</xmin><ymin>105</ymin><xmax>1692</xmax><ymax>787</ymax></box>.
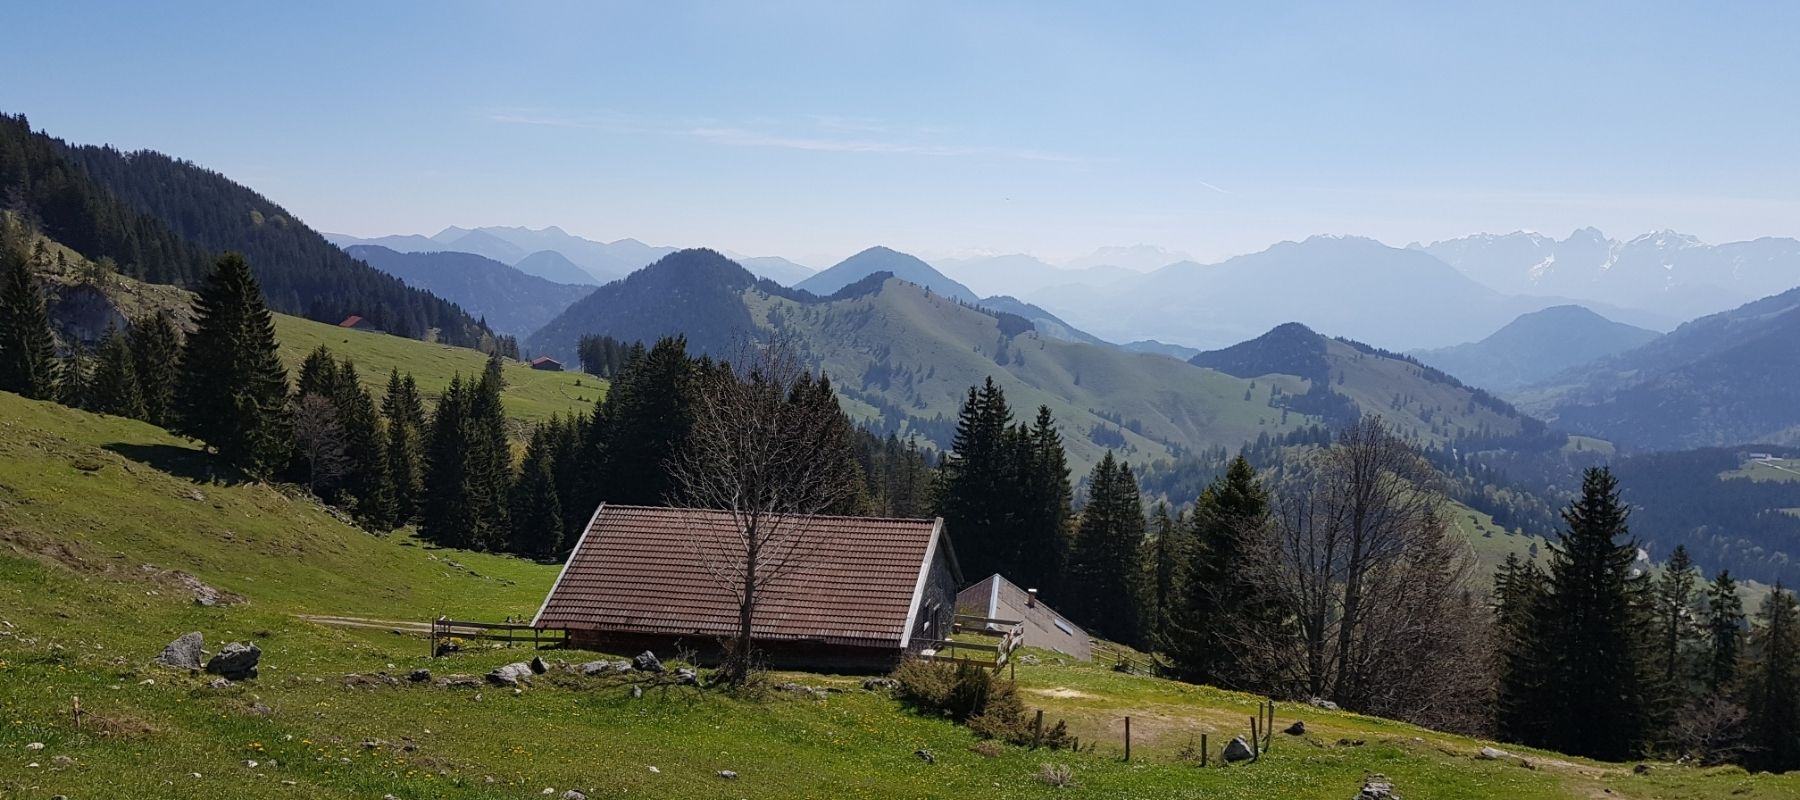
<box><xmin>155</xmin><ymin>631</ymin><xmax>205</xmax><ymax>670</ymax></box>
<box><xmin>633</xmin><ymin>651</ymin><xmax>664</xmax><ymax>673</ymax></box>
<box><xmin>1356</xmin><ymin>775</ymin><xmax>1400</xmax><ymax>799</ymax></box>
<box><xmin>1222</xmin><ymin>736</ymin><xmax>1255</xmax><ymax>762</ymax></box>
<box><xmin>486</xmin><ymin>662</ymin><xmax>535</xmax><ymax>687</ymax></box>
<box><xmin>205</xmin><ymin>641</ymin><xmax>260</xmax><ymax>680</ymax></box>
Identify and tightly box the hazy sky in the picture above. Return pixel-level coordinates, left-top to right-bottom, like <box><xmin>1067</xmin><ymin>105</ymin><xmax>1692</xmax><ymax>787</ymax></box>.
<box><xmin>8</xmin><ymin>1</ymin><xmax>1799</xmax><ymax>265</ymax></box>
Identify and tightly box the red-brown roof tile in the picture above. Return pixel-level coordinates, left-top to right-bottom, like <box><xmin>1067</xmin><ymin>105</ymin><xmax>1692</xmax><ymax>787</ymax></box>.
<box><xmin>533</xmin><ymin>505</ymin><xmax>945</xmax><ymax>649</ymax></box>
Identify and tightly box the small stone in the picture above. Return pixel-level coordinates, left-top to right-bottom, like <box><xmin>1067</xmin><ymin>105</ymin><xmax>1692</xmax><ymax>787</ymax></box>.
<box><xmin>282</xmin><ymin>781</ymin><xmax>296</xmax><ymax>786</ymax></box>
<box><xmin>1477</xmin><ymin>746</ymin><xmax>1510</xmax><ymax>761</ymax></box>
<box><xmin>530</xmin><ymin>656</ymin><xmax>549</xmax><ymax>674</ymax></box>
<box><xmin>486</xmin><ymin>662</ymin><xmax>534</xmax><ymax>687</ymax></box>
<box><xmin>1309</xmin><ymin>696</ymin><xmax>1340</xmax><ymax>711</ymax></box>
<box><xmin>243</xmin><ymin>759</ymin><xmax>259</xmax><ymax>768</ymax></box>
<box><xmin>1284</xmin><ymin>720</ymin><xmax>1306</xmax><ymax>735</ymax></box>
<box><xmin>1633</xmin><ymin>764</ymin><xmax>1651</xmax><ymax>775</ymax></box>
<box><xmin>250</xmin><ymin>702</ymin><xmax>273</xmax><ymax>717</ymax></box>
<box><xmin>630</xmin><ymin>685</ymin><xmax>643</xmax><ymax>698</ymax></box>
<box><xmin>674</xmin><ymin>667</ymin><xmax>699</xmax><ymax>686</ymax></box>
<box><xmin>915</xmin><ymin>749</ymin><xmax>935</xmax><ymax>764</ymax></box>
<box><xmin>51</xmin><ymin>754</ymin><xmax>75</xmax><ymax>767</ymax></box>
<box><xmin>190</xmin><ymin>772</ymin><xmax>203</xmax><ymax>779</ymax></box>
<box><xmin>362</xmin><ymin>738</ymin><xmax>385</xmax><ymax>749</ymax></box>
<box><xmin>25</xmin><ymin>742</ymin><xmax>45</xmax><ymax>751</ymax></box>
<box><xmin>861</xmin><ymin>677</ymin><xmax>900</xmax><ymax>691</ymax></box>
<box><xmin>208</xmin><ymin>677</ymin><xmax>232</xmax><ymax>689</ymax></box>
<box><xmin>648</xmin><ymin>766</ymin><xmax>660</xmax><ymax>774</ymax></box>
<box><xmin>407</xmin><ymin>669</ymin><xmax>432</xmax><ymax>683</ymax></box>
<box><xmin>1356</xmin><ymin>774</ymin><xmax>1400</xmax><ymax>799</ymax></box>
<box><xmin>562</xmin><ymin>791</ymin><xmax>588</xmax><ymax>800</ymax></box>
<box><xmin>718</xmin><ymin>770</ymin><xmax>738</xmax><ymax>779</ymax></box>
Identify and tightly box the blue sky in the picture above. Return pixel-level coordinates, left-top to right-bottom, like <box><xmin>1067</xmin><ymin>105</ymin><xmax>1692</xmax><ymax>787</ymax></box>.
<box><xmin>7</xmin><ymin>1</ymin><xmax>1798</xmax><ymax>265</ymax></box>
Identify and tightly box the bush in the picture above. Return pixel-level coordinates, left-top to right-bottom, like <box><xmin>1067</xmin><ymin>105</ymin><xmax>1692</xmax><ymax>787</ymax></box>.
<box><xmin>891</xmin><ymin>658</ymin><xmax>1069</xmax><ymax>748</ymax></box>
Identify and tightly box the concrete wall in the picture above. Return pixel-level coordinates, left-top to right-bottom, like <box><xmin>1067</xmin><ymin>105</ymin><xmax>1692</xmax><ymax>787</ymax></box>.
<box><xmin>956</xmin><ymin>574</ymin><xmax>1092</xmax><ymax>661</ymax></box>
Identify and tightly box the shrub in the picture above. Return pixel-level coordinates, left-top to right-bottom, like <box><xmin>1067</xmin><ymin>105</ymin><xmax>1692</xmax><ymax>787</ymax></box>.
<box><xmin>891</xmin><ymin>658</ymin><xmax>1070</xmax><ymax>748</ymax></box>
<box><xmin>1037</xmin><ymin>763</ymin><xmax>1075</xmax><ymax>788</ymax></box>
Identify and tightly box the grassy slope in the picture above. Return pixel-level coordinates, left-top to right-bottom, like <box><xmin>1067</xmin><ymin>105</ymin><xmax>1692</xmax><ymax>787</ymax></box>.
<box><xmin>27</xmin><ymin>230</ymin><xmax>600</xmax><ymax>425</ymax></box>
<box><xmin>3</xmin><ymin>394</ymin><xmax>1795</xmax><ymax>799</ymax></box>
<box><xmin>748</xmin><ymin>280</ymin><xmax>1315</xmax><ymax>471</ymax></box>
<box><xmin>1323</xmin><ymin>339</ymin><xmax>1527</xmax><ymax>448</ymax></box>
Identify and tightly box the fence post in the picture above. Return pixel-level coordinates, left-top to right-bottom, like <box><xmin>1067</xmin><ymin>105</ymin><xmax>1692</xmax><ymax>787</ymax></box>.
<box><xmin>1124</xmin><ymin>716</ymin><xmax>1132</xmax><ymax>762</ymax></box>
<box><xmin>1033</xmin><ymin>710</ymin><xmax>1044</xmax><ymax>749</ymax></box>
<box><xmin>1201</xmin><ymin>733</ymin><xmax>1209</xmax><ymax>767</ymax></box>
<box><xmin>1250</xmin><ymin>716</ymin><xmax>1260</xmax><ymax>759</ymax></box>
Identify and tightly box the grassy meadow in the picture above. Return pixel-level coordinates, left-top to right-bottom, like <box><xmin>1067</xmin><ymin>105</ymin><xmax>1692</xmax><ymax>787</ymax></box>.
<box><xmin>2</xmin><ymin>393</ymin><xmax>1797</xmax><ymax>799</ymax></box>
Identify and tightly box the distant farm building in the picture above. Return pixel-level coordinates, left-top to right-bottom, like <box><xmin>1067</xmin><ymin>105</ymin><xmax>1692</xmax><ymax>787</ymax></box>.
<box><xmin>956</xmin><ymin>574</ymin><xmax>1091</xmax><ymax>661</ymax></box>
<box><xmin>529</xmin><ymin>356</ymin><xmax>564</xmax><ymax>371</ymax></box>
<box><xmin>532</xmin><ymin>504</ymin><xmax>961</xmax><ymax>671</ymax></box>
<box><xmin>337</xmin><ymin>314</ymin><xmax>377</xmax><ymax>332</ymax></box>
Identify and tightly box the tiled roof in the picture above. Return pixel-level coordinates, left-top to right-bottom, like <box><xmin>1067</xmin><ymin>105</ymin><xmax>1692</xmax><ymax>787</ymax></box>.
<box><xmin>533</xmin><ymin>505</ymin><xmax>945</xmax><ymax>649</ymax></box>
<box><xmin>337</xmin><ymin>315</ymin><xmax>364</xmax><ymax>328</ymax></box>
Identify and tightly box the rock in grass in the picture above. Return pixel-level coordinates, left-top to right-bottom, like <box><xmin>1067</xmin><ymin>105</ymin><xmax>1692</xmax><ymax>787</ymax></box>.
<box><xmin>486</xmin><ymin>662</ymin><xmax>535</xmax><ymax>687</ymax></box>
<box><xmin>530</xmin><ymin>656</ymin><xmax>549</xmax><ymax>674</ymax></box>
<box><xmin>204</xmin><ymin>641</ymin><xmax>260</xmax><ymax>680</ymax></box>
<box><xmin>1356</xmin><ymin>774</ymin><xmax>1400</xmax><ymax>799</ymax></box>
<box><xmin>561</xmin><ymin>791</ymin><xmax>588</xmax><ymax>800</ymax></box>
<box><xmin>407</xmin><ymin>669</ymin><xmax>432</xmax><ymax>683</ymax></box>
<box><xmin>633</xmin><ymin>651</ymin><xmax>664</xmax><ymax>673</ymax></box>
<box><xmin>155</xmin><ymin>631</ymin><xmax>204</xmax><ymax>670</ymax></box>
<box><xmin>674</xmin><ymin>667</ymin><xmax>699</xmax><ymax>686</ymax></box>
<box><xmin>861</xmin><ymin>677</ymin><xmax>900</xmax><ymax>691</ymax></box>
<box><xmin>580</xmin><ymin>659</ymin><xmax>632</xmax><ymax>676</ymax></box>
<box><xmin>914</xmin><ymin>749</ymin><xmax>934</xmax><ymax>764</ymax></box>
<box><xmin>717</xmin><ymin>770</ymin><xmax>738</xmax><ymax>779</ymax></box>
<box><xmin>1222</xmin><ymin>736</ymin><xmax>1255</xmax><ymax>762</ymax></box>
<box><xmin>1477</xmin><ymin>746</ymin><xmax>1510</xmax><ymax>760</ymax></box>
<box><xmin>1284</xmin><ymin>720</ymin><xmax>1306</xmax><ymax>735</ymax></box>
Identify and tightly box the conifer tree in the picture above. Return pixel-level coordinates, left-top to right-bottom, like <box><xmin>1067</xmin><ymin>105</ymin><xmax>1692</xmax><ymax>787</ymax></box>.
<box><xmin>421</xmin><ymin>375</ymin><xmax>475</xmax><ymax>548</ymax></box>
<box><xmin>382</xmin><ymin>368</ymin><xmax>426</xmax><ymax>524</ymax></box>
<box><xmin>1650</xmin><ymin>545</ymin><xmax>1702</xmax><ymax>714</ymax></box>
<box><xmin>1016</xmin><ymin>405</ymin><xmax>1073</xmax><ymax>595</ymax></box>
<box><xmin>0</xmin><ymin>232</ymin><xmax>59</xmax><ymax>400</ymax></box>
<box><xmin>1166</xmin><ymin>455</ymin><xmax>1275</xmax><ymax>686</ymax></box>
<box><xmin>175</xmin><ymin>254</ymin><xmax>291</xmax><ymax>477</ymax></box>
<box><xmin>1494</xmin><ymin>551</ymin><xmax>1552</xmax><ymax>744</ymax></box>
<box><xmin>128</xmin><ymin>311</ymin><xmax>180</xmax><ymax>426</ymax></box>
<box><xmin>295</xmin><ymin>345</ymin><xmax>340</xmax><ymax>398</ymax></box>
<box><xmin>1145</xmin><ymin>502</ymin><xmax>1189</xmax><ymax>650</ymax></box>
<box><xmin>579</xmin><ymin>336</ymin><xmax>697</xmax><ymax>509</ymax></box>
<box><xmin>57</xmin><ymin>345</ymin><xmax>90</xmax><ymax>409</ymax></box>
<box><xmin>1705</xmin><ymin>570</ymin><xmax>1745</xmax><ymax>693</ymax></box>
<box><xmin>1527</xmin><ymin>467</ymin><xmax>1653</xmax><ymax>760</ymax></box>
<box><xmin>468</xmin><ymin>355</ymin><xmax>512</xmax><ymax>546</ymax></box>
<box><xmin>89</xmin><ymin>321</ymin><xmax>144</xmax><ymax>419</ymax></box>
<box><xmin>1745</xmin><ymin>585</ymin><xmax>1800</xmax><ymax>772</ymax></box>
<box><xmin>331</xmin><ymin>359</ymin><xmax>394</xmax><ymax>529</ymax></box>
<box><xmin>935</xmin><ymin>377</ymin><xmax>1019</xmax><ymax>581</ymax></box>
<box><xmin>509</xmin><ymin>422</ymin><xmax>564</xmax><ymax>558</ymax></box>
<box><xmin>1066</xmin><ymin>452</ymin><xmax>1147</xmax><ymax>645</ymax></box>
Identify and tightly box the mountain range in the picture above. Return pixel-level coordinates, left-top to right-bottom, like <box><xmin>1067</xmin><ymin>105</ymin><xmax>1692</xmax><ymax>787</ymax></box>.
<box><xmin>795</xmin><ymin>246</ymin><xmax>980</xmax><ymax>303</ymax></box>
<box><xmin>1420</xmin><ymin>228</ymin><xmax>1800</xmax><ymax>321</ymax></box>
<box><xmin>344</xmin><ymin>246</ymin><xmax>593</xmax><ymax>338</ymax></box>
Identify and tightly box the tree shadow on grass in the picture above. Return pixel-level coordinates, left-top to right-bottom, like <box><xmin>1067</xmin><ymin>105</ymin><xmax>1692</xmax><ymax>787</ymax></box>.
<box><xmin>103</xmin><ymin>442</ymin><xmax>249</xmax><ymax>485</ymax></box>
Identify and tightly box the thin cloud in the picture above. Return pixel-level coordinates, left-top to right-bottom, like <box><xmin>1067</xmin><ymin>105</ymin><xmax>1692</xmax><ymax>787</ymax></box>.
<box><xmin>482</xmin><ymin>108</ymin><xmax>1085</xmax><ymax>163</ymax></box>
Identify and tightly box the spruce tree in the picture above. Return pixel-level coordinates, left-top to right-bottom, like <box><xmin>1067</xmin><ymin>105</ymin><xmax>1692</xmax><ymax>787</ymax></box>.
<box><xmin>1532</xmin><ymin>467</ymin><xmax>1653</xmax><ymax>761</ymax></box>
<box><xmin>1145</xmin><ymin>502</ymin><xmax>1189</xmax><ymax>651</ymax></box>
<box><xmin>57</xmin><ymin>346</ymin><xmax>90</xmax><ymax>409</ymax></box>
<box><xmin>1745</xmin><ymin>585</ymin><xmax>1800</xmax><ymax>772</ymax></box>
<box><xmin>175</xmin><ymin>254</ymin><xmax>291</xmax><ymax>477</ymax></box>
<box><xmin>382</xmin><ymin>368</ymin><xmax>426</xmax><ymax>524</ymax></box>
<box><xmin>1017</xmin><ymin>405</ymin><xmax>1072</xmax><ymax>595</ymax></box>
<box><xmin>1650</xmin><ymin>545</ymin><xmax>1702</xmax><ymax>715</ymax></box>
<box><xmin>1066</xmin><ymin>452</ymin><xmax>1147</xmax><ymax>646</ymax></box>
<box><xmin>421</xmin><ymin>375</ymin><xmax>475</xmax><ymax>548</ymax></box>
<box><xmin>1167</xmin><ymin>455</ymin><xmax>1274</xmax><ymax>686</ymax></box>
<box><xmin>89</xmin><ymin>321</ymin><xmax>145</xmax><ymax>419</ymax></box>
<box><xmin>0</xmin><ymin>233</ymin><xmax>60</xmax><ymax>399</ymax></box>
<box><xmin>1704</xmin><ymin>570</ymin><xmax>1745</xmax><ymax>693</ymax></box>
<box><xmin>579</xmin><ymin>336</ymin><xmax>696</xmax><ymax>509</ymax></box>
<box><xmin>1494</xmin><ymin>551</ymin><xmax>1553</xmax><ymax>744</ymax></box>
<box><xmin>468</xmin><ymin>355</ymin><xmax>512</xmax><ymax>547</ymax></box>
<box><xmin>128</xmin><ymin>311</ymin><xmax>180</xmax><ymax>426</ymax></box>
<box><xmin>331</xmin><ymin>359</ymin><xmax>394</xmax><ymax>529</ymax></box>
<box><xmin>934</xmin><ymin>377</ymin><xmax>1020</xmax><ymax>581</ymax></box>
<box><xmin>509</xmin><ymin>422</ymin><xmax>564</xmax><ymax>558</ymax></box>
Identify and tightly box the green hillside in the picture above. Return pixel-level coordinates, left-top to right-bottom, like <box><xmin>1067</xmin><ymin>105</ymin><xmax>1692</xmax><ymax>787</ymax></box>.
<box><xmin>25</xmin><ymin>229</ymin><xmax>600</xmax><ymax>425</ymax></box>
<box><xmin>2</xmin><ymin>392</ymin><xmax>1793</xmax><ymax>799</ymax></box>
<box><xmin>747</xmin><ymin>278</ymin><xmax>1316</xmax><ymax>469</ymax></box>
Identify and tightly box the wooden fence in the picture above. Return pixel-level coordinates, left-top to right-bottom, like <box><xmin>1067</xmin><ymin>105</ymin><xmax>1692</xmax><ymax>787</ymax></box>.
<box><xmin>428</xmin><ymin>617</ymin><xmax>566</xmax><ymax>658</ymax></box>
<box><xmin>915</xmin><ymin>614</ymin><xmax>1026</xmax><ymax>671</ymax></box>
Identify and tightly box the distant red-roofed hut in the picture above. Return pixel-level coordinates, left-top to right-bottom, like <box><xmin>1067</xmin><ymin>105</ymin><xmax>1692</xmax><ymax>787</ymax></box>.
<box><xmin>533</xmin><ymin>504</ymin><xmax>961</xmax><ymax>671</ymax></box>
<box><xmin>337</xmin><ymin>314</ymin><xmax>377</xmax><ymax>332</ymax></box>
<box><xmin>529</xmin><ymin>356</ymin><xmax>563</xmax><ymax>371</ymax></box>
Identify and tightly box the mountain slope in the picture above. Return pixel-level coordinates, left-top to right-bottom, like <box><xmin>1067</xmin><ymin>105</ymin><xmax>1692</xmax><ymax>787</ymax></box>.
<box><xmin>1034</xmin><ymin>236</ymin><xmax>1539</xmax><ymax>351</ymax></box>
<box><xmin>0</xmin><ymin>113</ymin><xmax>491</xmax><ymax>346</ymax></box>
<box><xmin>1422</xmin><ymin>228</ymin><xmax>1800</xmax><ymax>320</ymax></box>
<box><xmin>528</xmin><ymin>251</ymin><xmax>1314</xmax><ymax>469</ymax></box>
<box><xmin>975</xmin><ymin>295</ymin><xmax>1109</xmax><ymax>346</ymax></box>
<box><xmin>513</xmin><ymin>249</ymin><xmax>600</xmax><ymax>285</ymax></box>
<box><xmin>467</xmin><ymin>226</ymin><xmax>676</xmax><ymax>282</ymax></box>
<box><xmin>1522</xmin><ymin>284</ymin><xmax>1800</xmax><ymax>450</ymax></box>
<box><xmin>344</xmin><ymin>245</ymin><xmax>593</xmax><ymax>338</ymax></box>
<box><xmin>797</xmin><ymin>246</ymin><xmax>979</xmax><ymax>303</ymax></box>
<box><xmin>935</xmin><ymin>253</ymin><xmax>1139</xmax><ymax>298</ymax></box>
<box><xmin>1191</xmin><ymin>322</ymin><xmax>1552</xmax><ymax>450</ymax></box>
<box><xmin>733</xmin><ymin>254</ymin><xmax>816</xmax><ymax>285</ymax></box>
<box><xmin>1410</xmin><ymin>305</ymin><xmax>1660</xmax><ymax>392</ymax></box>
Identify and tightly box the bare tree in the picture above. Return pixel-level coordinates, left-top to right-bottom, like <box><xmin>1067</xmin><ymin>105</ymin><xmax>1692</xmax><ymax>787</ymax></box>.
<box><xmin>1254</xmin><ymin>416</ymin><xmax>1487</xmax><ymax>723</ymax></box>
<box><xmin>291</xmin><ymin>393</ymin><xmax>350</xmax><ymax>497</ymax></box>
<box><xmin>669</xmin><ymin>337</ymin><xmax>861</xmax><ymax>683</ymax></box>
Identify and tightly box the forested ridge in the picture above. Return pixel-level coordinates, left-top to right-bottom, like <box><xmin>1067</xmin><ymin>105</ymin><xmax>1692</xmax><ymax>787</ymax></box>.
<box><xmin>0</xmin><ymin>113</ymin><xmax>491</xmax><ymax>346</ymax></box>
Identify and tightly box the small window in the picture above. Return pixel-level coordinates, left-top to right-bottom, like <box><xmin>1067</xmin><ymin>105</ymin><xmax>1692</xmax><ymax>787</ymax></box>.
<box><xmin>1053</xmin><ymin>618</ymin><xmax>1074</xmax><ymax>636</ymax></box>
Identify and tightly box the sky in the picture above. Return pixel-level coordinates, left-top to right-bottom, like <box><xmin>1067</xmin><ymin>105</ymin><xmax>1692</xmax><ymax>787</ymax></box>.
<box><xmin>7</xmin><ymin>1</ymin><xmax>1800</xmax><ymax>266</ymax></box>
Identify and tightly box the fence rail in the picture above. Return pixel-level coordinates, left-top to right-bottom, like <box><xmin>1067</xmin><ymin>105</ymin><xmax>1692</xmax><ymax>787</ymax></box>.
<box><xmin>429</xmin><ymin>617</ymin><xmax>566</xmax><ymax>657</ymax></box>
<box><xmin>919</xmin><ymin>618</ymin><xmax>1026</xmax><ymax>672</ymax></box>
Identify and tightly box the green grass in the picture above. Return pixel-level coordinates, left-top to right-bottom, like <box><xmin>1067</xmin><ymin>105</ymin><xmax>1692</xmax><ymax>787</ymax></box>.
<box><xmin>274</xmin><ymin>315</ymin><xmax>602</xmax><ymax>425</ymax></box>
<box><xmin>1721</xmin><ymin>458</ymin><xmax>1800</xmax><ymax>483</ymax></box>
<box><xmin>2</xmin><ymin>392</ymin><xmax>1797</xmax><ymax>799</ymax></box>
<box><xmin>1444</xmin><ymin>499</ymin><xmax>1552</xmax><ymax>577</ymax></box>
